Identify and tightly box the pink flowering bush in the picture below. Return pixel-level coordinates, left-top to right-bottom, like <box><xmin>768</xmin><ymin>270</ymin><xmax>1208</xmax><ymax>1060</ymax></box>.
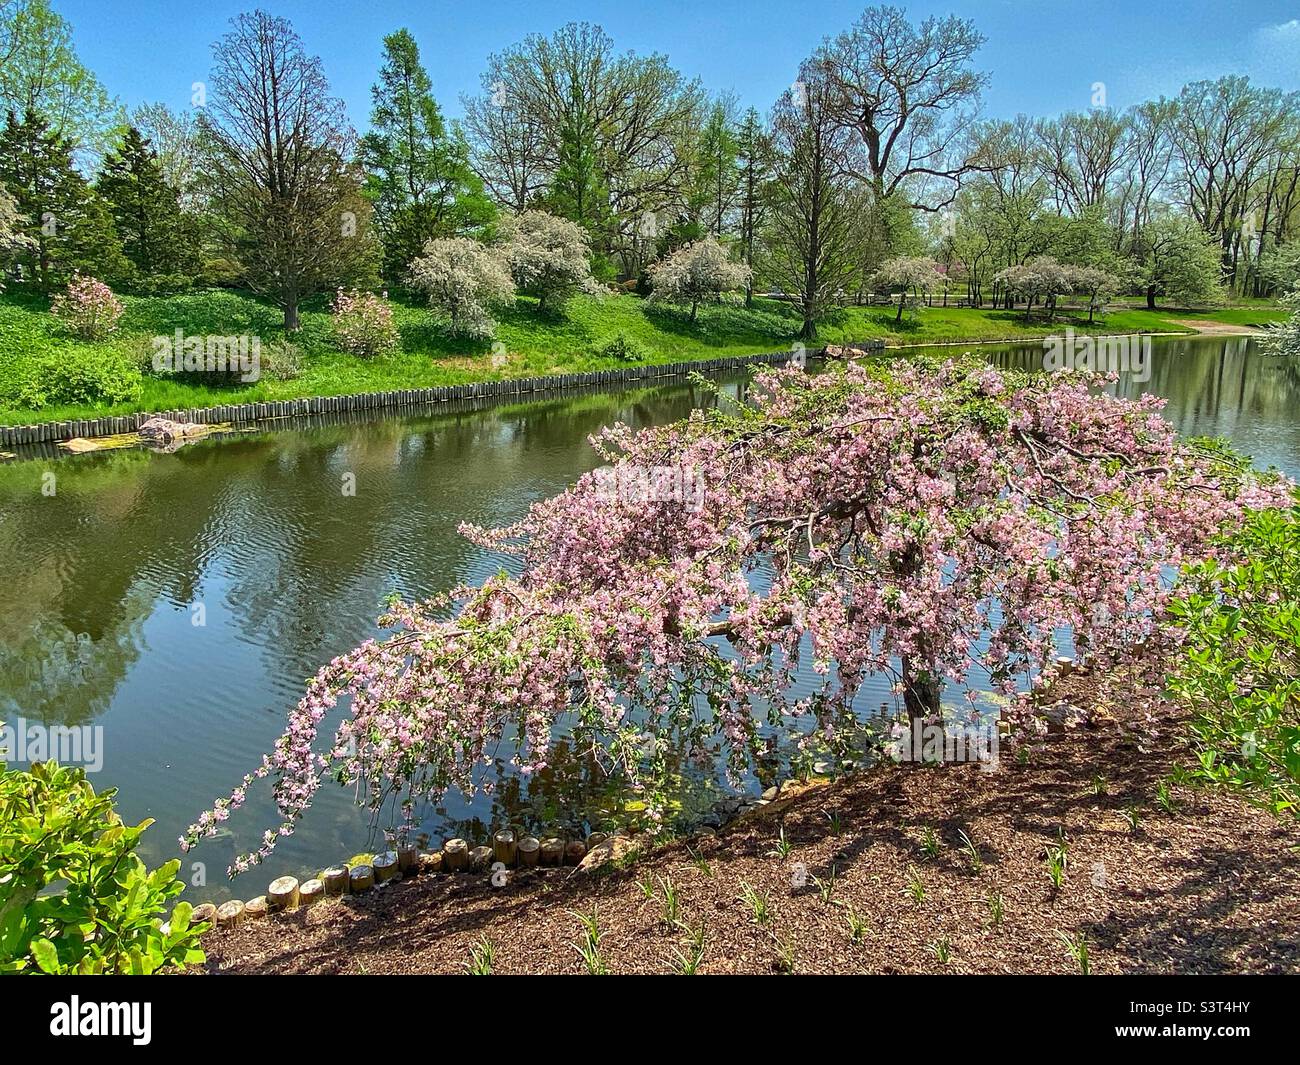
<box><xmin>50</xmin><ymin>275</ymin><xmax>125</xmax><ymax>341</ymax></box>
<box><xmin>331</xmin><ymin>289</ymin><xmax>399</xmax><ymax>358</ymax></box>
<box><xmin>183</xmin><ymin>358</ymin><xmax>1292</xmax><ymax>875</ymax></box>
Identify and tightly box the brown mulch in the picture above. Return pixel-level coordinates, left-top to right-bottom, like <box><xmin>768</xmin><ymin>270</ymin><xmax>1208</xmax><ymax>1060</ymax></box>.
<box><xmin>201</xmin><ymin>671</ymin><xmax>1300</xmax><ymax>975</ymax></box>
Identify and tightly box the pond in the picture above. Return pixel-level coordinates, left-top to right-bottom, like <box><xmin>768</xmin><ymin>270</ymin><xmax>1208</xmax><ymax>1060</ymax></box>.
<box><xmin>1</xmin><ymin>333</ymin><xmax>1295</xmax><ymax>899</ymax></box>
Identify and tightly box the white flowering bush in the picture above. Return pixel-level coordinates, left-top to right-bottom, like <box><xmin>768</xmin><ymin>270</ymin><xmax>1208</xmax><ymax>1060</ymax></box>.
<box><xmin>50</xmin><ymin>275</ymin><xmax>125</xmax><ymax>341</ymax></box>
<box><xmin>500</xmin><ymin>210</ymin><xmax>600</xmax><ymax>314</ymax></box>
<box><xmin>331</xmin><ymin>289</ymin><xmax>399</xmax><ymax>358</ymax></box>
<box><xmin>648</xmin><ymin>238</ymin><xmax>750</xmax><ymax>322</ymax></box>
<box><xmin>409</xmin><ymin>238</ymin><xmax>515</xmax><ymax>340</ymax></box>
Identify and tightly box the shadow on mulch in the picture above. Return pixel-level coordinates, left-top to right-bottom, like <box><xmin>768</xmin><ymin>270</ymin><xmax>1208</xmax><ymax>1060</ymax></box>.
<box><xmin>201</xmin><ymin>668</ymin><xmax>1300</xmax><ymax>975</ymax></box>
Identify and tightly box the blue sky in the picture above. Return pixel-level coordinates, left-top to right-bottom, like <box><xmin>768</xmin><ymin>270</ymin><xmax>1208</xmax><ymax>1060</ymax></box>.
<box><xmin>58</xmin><ymin>0</ymin><xmax>1300</xmax><ymax>129</ymax></box>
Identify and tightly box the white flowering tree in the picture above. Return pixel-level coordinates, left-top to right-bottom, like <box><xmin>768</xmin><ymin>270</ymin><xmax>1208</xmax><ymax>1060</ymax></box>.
<box><xmin>409</xmin><ymin>237</ymin><xmax>515</xmax><ymax>339</ymax></box>
<box><xmin>995</xmin><ymin>256</ymin><xmax>1075</xmax><ymax>322</ymax></box>
<box><xmin>648</xmin><ymin>238</ymin><xmax>750</xmax><ymax>322</ymax></box>
<box><xmin>501</xmin><ymin>210</ymin><xmax>600</xmax><ymax>314</ymax></box>
<box><xmin>1262</xmin><ymin>290</ymin><xmax>1300</xmax><ymax>358</ymax></box>
<box><xmin>0</xmin><ymin>187</ymin><xmax>34</xmax><ymax>292</ymax></box>
<box><xmin>1065</xmin><ymin>265</ymin><xmax>1125</xmax><ymax>324</ymax></box>
<box><xmin>874</xmin><ymin>256</ymin><xmax>945</xmax><ymax>323</ymax></box>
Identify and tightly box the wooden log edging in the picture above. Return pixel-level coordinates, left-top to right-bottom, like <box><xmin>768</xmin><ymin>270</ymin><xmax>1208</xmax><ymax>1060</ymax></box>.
<box><xmin>0</xmin><ymin>344</ymin><xmax>887</xmax><ymax>450</ymax></box>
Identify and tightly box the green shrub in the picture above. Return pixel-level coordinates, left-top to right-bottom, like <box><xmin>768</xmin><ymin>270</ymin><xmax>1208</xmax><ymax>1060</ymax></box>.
<box><xmin>18</xmin><ymin>347</ymin><xmax>144</xmax><ymax>409</ymax></box>
<box><xmin>260</xmin><ymin>338</ymin><xmax>305</xmax><ymax>381</ymax></box>
<box><xmin>1168</xmin><ymin>501</ymin><xmax>1300</xmax><ymax>818</ymax></box>
<box><xmin>598</xmin><ymin>332</ymin><xmax>649</xmax><ymax>363</ymax></box>
<box><xmin>0</xmin><ymin>754</ymin><xmax>207</xmax><ymax>974</ymax></box>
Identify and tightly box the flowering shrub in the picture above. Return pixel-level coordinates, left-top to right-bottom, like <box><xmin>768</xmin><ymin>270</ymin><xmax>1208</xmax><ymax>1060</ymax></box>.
<box><xmin>500</xmin><ymin>210</ymin><xmax>600</xmax><ymax>314</ymax></box>
<box><xmin>184</xmin><ymin>358</ymin><xmax>1292</xmax><ymax>875</ymax></box>
<box><xmin>50</xmin><ymin>275</ymin><xmax>125</xmax><ymax>340</ymax></box>
<box><xmin>409</xmin><ymin>238</ymin><xmax>515</xmax><ymax>339</ymax></box>
<box><xmin>331</xmin><ymin>289</ymin><xmax>399</xmax><ymax>359</ymax></box>
<box><xmin>648</xmin><ymin>239</ymin><xmax>750</xmax><ymax>322</ymax></box>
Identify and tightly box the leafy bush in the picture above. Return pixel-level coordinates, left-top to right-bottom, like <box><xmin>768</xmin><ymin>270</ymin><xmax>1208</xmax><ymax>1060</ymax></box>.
<box><xmin>261</xmin><ymin>338</ymin><xmax>305</xmax><ymax>380</ymax></box>
<box><xmin>1168</xmin><ymin>501</ymin><xmax>1300</xmax><ymax>818</ymax></box>
<box><xmin>331</xmin><ymin>289</ymin><xmax>399</xmax><ymax>358</ymax></box>
<box><xmin>0</xmin><ymin>754</ymin><xmax>207</xmax><ymax>974</ymax></box>
<box><xmin>598</xmin><ymin>332</ymin><xmax>649</xmax><ymax>362</ymax></box>
<box><xmin>18</xmin><ymin>347</ymin><xmax>144</xmax><ymax>409</ymax></box>
<box><xmin>50</xmin><ymin>275</ymin><xmax>125</xmax><ymax>341</ymax></box>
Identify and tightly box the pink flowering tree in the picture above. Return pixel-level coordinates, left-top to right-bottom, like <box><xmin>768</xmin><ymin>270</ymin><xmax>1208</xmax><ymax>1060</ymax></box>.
<box><xmin>184</xmin><ymin>358</ymin><xmax>1291</xmax><ymax>874</ymax></box>
<box><xmin>331</xmin><ymin>289</ymin><xmax>399</xmax><ymax>358</ymax></box>
<box><xmin>50</xmin><ymin>275</ymin><xmax>125</xmax><ymax>340</ymax></box>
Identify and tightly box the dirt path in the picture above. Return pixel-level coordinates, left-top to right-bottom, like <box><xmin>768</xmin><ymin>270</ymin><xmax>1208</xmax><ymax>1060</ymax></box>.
<box><xmin>200</xmin><ymin>670</ymin><xmax>1300</xmax><ymax>975</ymax></box>
<box><xmin>1166</xmin><ymin>318</ymin><xmax>1267</xmax><ymax>336</ymax></box>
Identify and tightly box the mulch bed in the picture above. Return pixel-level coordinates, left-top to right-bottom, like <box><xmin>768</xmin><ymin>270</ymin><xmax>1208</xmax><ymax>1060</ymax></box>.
<box><xmin>200</xmin><ymin>669</ymin><xmax>1300</xmax><ymax>974</ymax></box>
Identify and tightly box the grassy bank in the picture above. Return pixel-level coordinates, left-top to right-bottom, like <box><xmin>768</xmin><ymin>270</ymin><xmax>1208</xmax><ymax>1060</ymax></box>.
<box><xmin>0</xmin><ymin>288</ymin><xmax>1286</xmax><ymax>427</ymax></box>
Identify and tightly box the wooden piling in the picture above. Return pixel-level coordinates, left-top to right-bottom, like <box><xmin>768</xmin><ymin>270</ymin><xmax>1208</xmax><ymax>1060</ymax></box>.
<box><xmin>517</xmin><ymin>836</ymin><xmax>540</xmax><ymax>867</ymax></box>
<box><xmin>374</xmin><ymin>851</ymin><xmax>400</xmax><ymax>883</ymax></box>
<box><xmin>540</xmin><ymin>837</ymin><xmax>564</xmax><ymax>866</ymax></box>
<box><xmin>192</xmin><ymin>902</ymin><xmax>218</xmax><ymax>927</ymax></box>
<box><xmin>565</xmin><ymin>839</ymin><xmax>588</xmax><ymax>866</ymax></box>
<box><xmin>397</xmin><ymin>847</ymin><xmax>419</xmax><ymax>874</ymax></box>
<box><xmin>215</xmin><ymin>900</ymin><xmax>245</xmax><ymax>930</ymax></box>
<box><xmin>469</xmin><ymin>845</ymin><xmax>493</xmax><ymax>871</ymax></box>
<box><xmin>349</xmin><ymin>865</ymin><xmax>375</xmax><ymax>893</ymax></box>
<box><xmin>443</xmin><ymin>838</ymin><xmax>469</xmax><ymax>871</ymax></box>
<box><xmin>492</xmin><ymin>829</ymin><xmax>517</xmax><ymax>866</ymax></box>
<box><xmin>322</xmin><ymin>865</ymin><xmax>350</xmax><ymax>896</ymax></box>
<box><xmin>267</xmin><ymin>875</ymin><xmax>300</xmax><ymax>911</ymax></box>
<box><xmin>245</xmin><ymin>896</ymin><xmax>269</xmax><ymax>919</ymax></box>
<box><xmin>299</xmin><ymin>878</ymin><xmax>324</xmax><ymax>906</ymax></box>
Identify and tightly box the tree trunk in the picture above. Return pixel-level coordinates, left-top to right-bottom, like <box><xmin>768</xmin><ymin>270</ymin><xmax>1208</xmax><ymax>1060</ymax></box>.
<box><xmin>895</xmin><ymin>295</ymin><xmax>905</xmax><ymax>323</ymax></box>
<box><xmin>284</xmin><ymin>297</ymin><xmax>300</xmax><ymax>332</ymax></box>
<box><xmin>1146</xmin><ymin>284</ymin><xmax>1157</xmax><ymax>310</ymax></box>
<box><xmin>901</xmin><ymin>656</ymin><xmax>942</xmax><ymax>724</ymax></box>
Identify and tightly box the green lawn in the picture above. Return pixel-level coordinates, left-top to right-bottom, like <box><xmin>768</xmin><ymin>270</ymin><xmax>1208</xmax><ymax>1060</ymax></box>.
<box><xmin>0</xmin><ymin>288</ymin><xmax>1287</xmax><ymax>427</ymax></box>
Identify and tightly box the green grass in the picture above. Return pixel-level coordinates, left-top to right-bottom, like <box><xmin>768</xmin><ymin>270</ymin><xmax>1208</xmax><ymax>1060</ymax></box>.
<box><xmin>0</xmin><ymin>287</ymin><xmax>1285</xmax><ymax>427</ymax></box>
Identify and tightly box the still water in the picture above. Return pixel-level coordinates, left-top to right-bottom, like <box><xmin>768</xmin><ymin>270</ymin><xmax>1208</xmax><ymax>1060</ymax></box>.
<box><xmin>0</xmin><ymin>334</ymin><xmax>1295</xmax><ymax>898</ymax></box>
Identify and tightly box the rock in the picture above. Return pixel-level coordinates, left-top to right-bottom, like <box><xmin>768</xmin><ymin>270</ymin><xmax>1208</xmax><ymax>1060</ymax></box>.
<box><xmin>138</xmin><ymin>417</ymin><xmax>208</xmax><ymax>448</ymax></box>
<box><xmin>577</xmin><ymin>833</ymin><xmax>649</xmax><ymax>873</ymax></box>
<box><xmin>761</xmin><ymin>786</ymin><xmax>780</xmax><ymax>802</ymax></box>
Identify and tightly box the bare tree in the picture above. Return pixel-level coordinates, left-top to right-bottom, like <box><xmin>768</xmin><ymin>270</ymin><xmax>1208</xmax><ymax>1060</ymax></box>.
<box><xmin>766</xmin><ymin>65</ymin><xmax>860</xmax><ymax>340</ymax></box>
<box><xmin>200</xmin><ymin>10</ymin><xmax>376</xmax><ymax>329</ymax></box>
<box><xmin>815</xmin><ymin>5</ymin><xmax>987</xmax><ymax>210</ymax></box>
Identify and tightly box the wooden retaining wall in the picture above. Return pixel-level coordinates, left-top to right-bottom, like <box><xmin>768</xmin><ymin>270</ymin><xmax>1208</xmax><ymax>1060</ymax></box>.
<box><xmin>0</xmin><ymin>343</ymin><xmax>886</xmax><ymax>451</ymax></box>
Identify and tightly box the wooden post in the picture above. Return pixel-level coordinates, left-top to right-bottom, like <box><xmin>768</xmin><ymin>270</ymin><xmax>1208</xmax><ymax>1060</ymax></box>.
<box><xmin>322</xmin><ymin>865</ymin><xmax>350</xmax><ymax>896</ymax></box>
<box><xmin>540</xmin><ymin>837</ymin><xmax>564</xmax><ymax>866</ymax></box>
<box><xmin>299</xmin><ymin>879</ymin><xmax>324</xmax><ymax>906</ymax></box>
<box><xmin>245</xmin><ymin>896</ymin><xmax>269</xmax><ymax>919</ymax></box>
<box><xmin>349</xmin><ymin>865</ymin><xmax>375</xmax><ymax>893</ymax></box>
<box><xmin>565</xmin><ymin>839</ymin><xmax>588</xmax><ymax>866</ymax></box>
<box><xmin>398</xmin><ymin>847</ymin><xmax>419</xmax><ymax>875</ymax></box>
<box><xmin>418</xmin><ymin>850</ymin><xmax>444</xmax><ymax>874</ymax></box>
<box><xmin>215</xmin><ymin>900</ymin><xmax>245</xmax><ymax>930</ymax></box>
<box><xmin>493</xmin><ymin>829</ymin><xmax>517</xmax><ymax>866</ymax></box>
<box><xmin>267</xmin><ymin>875</ymin><xmax>300</xmax><ymax>911</ymax></box>
<box><xmin>469</xmin><ymin>845</ymin><xmax>493</xmax><ymax>871</ymax></box>
<box><xmin>443</xmin><ymin>838</ymin><xmax>469</xmax><ymax>872</ymax></box>
<box><xmin>518</xmin><ymin>836</ymin><xmax>540</xmax><ymax>867</ymax></box>
<box><xmin>374</xmin><ymin>851</ymin><xmax>400</xmax><ymax>883</ymax></box>
<box><xmin>192</xmin><ymin>903</ymin><xmax>218</xmax><ymax>928</ymax></box>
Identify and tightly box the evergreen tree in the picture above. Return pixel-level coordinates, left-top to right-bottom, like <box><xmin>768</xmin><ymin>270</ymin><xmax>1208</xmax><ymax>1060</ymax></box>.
<box><xmin>0</xmin><ymin>108</ymin><xmax>126</xmax><ymax>288</ymax></box>
<box><xmin>360</xmin><ymin>28</ymin><xmax>493</xmax><ymax>284</ymax></box>
<box><xmin>735</xmin><ymin>107</ymin><xmax>774</xmax><ymax>306</ymax></box>
<box><xmin>95</xmin><ymin>126</ymin><xmax>199</xmax><ymax>290</ymax></box>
